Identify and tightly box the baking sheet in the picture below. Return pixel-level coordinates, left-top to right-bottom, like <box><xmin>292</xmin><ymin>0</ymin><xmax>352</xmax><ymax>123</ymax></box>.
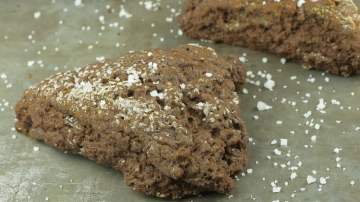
<box><xmin>0</xmin><ymin>0</ymin><xmax>359</xmax><ymax>201</ymax></box>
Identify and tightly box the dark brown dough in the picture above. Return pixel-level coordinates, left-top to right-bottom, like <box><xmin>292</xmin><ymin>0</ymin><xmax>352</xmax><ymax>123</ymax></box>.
<box><xmin>178</xmin><ymin>0</ymin><xmax>360</xmax><ymax>76</ymax></box>
<box><xmin>15</xmin><ymin>44</ymin><xmax>248</xmax><ymax>199</ymax></box>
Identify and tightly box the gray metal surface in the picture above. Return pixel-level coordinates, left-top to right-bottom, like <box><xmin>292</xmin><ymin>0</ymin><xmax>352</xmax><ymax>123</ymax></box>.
<box><xmin>0</xmin><ymin>0</ymin><xmax>359</xmax><ymax>201</ymax></box>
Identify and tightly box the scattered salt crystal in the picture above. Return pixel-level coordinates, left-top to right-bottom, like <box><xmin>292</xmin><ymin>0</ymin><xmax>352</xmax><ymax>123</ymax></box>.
<box><xmin>290</xmin><ymin>76</ymin><xmax>297</xmax><ymax>80</ymax></box>
<box><xmin>297</xmin><ymin>0</ymin><xmax>306</xmax><ymax>7</ymax></box>
<box><xmin>298</xmin><ymin>161</ymin><xmax>302</xmax><ymax>167</ymax></box>
<box><xmin>276</xmin><ymin>121</ymin><xmax>282</xmax><ymax>125</ymax></box>
<box><xmin>334</xmin><ymin>148</ymin><xmax>342</xmax><ymax>153</ymax></box>
<box><xmin>336</xmin><ymin>157</ymin><xmax>341</xmax><ymax>162</ymax></box>
<box><xmin>180</xmin><ymin>83</ymin><xmax>185</xmax><ymax>89</ymax></box>
<box><xmin>197</xmin><ymin>102</ymin><xmax>205</xmax><ymax>107</ymax></box>
<box><xmin>311</xmin><ymin>136</ymin><xmax>316</xmax><ymax>141</ymax></box>
<box><xmin>351</xmin><ymin>181</ymin><xmax>355</xmax><ymax>185</ymax></box>
<box><xmin>119</xmin><ymin>6</ymin><xmax>133</xmax><ymax>18</ymax></box>
<box><xmin>264</xmin><ymin>79</ymin><xmax>275</xmax><ymax>91</ymax></box>
<box><xmin>262</xmin><ymin>57</ymin><xmax>268</xmax><ymax>63</ymax></box>
<box><xmin>300</xmin><ymin>188</ymin><xmax>305</xmax><ymax>191</ymax></box>
<box><xmin>74</xmin><ymin>0</ymin><xmax>82</xmax><ymax>6</ymax></box>
<box><xmin>274</xmin><ymin>148</ymin><xmax>281</xmax><ymax>155</ymax></box>
<box><xmin>312</xmin><ymin>170</ymin><xmax>317</xmax><ymax>174</ymax></box>
<box><xmin>257</xmin><ymin>101</ymin><xmax>272</xmax><ymax>111</ymax></box>
<box><xmin>33</xmin><ymin>147</ymin><xmax>39</xmax><ymax>152</ymax></box>
<box><xmin>272</xmin><ymin>187</ymin><xmax>281</xmax><ymax>193</ymax></box>
<box><xmin>45</xmin><ymin>197</ymin><xmax>49</xmax><ymax>201</ymax></box>
<box><xmin>280</xmin><ymin>139</ymin><xmax>287</xmax><ymax>147</ymax></box>
<box><xmin>247</xmin><ymin>169</ymin><xmax>253</xmax><ymax>174</ymax></box>
<box><xmin>320</xmin><ymin>177</ymin><xmax>327</xmax><ymax>184</ymax></box>
<box><xmin>315</xmin><ymin>124</ymin><xmax>320</xmax><ymax>130</ymax></box>
<box><xmin>12</xmin><ymin>135</ymin><xmax>16</xmax><ymax>139</ymax></box>
<box><xmin>178</xmin><ymin>29</ymin><xmax>183</xmax><ymax>36</ymax></box>
<box><xmin>271</xmin><ymin>140</ymin><xmax>277</xmax><ymax>145</ymax></box>
<box><xmin>28</xmin><ymin>61</ymin><xmax>35</xmax><ymax>67</ymax></box>
<box><xmin>325</xmin><ymin>77</ymin><xmax>330</xmax><ymax>82</ymax></box>
<box><xmin>34</xmin><ymin>12</ymin><xmax>41</xmax><ymax>18</ymax></box>
<box><xmin>290</xmin><ymin>172</ymin><xmax>297</xmax><ymax>180</ymax></box>
<box><xmin>280</xmin><ymin>58</ymin><xmax>286</xmax><ymax>64</ymax></box>
<box><xmin>205</xmin><ymin>73</ymin><xmax>212</xmax><ymax>77</ymax></box>
<box><xmin>307</xmin><ymin>175</ymin><xmax>316</xmax><ymax>184</ymax></box>
<box><xmin>303</xmin><ymin>111</ymin><xmax>312</xmax><ymax>118</ymax></box>
<box><xmin>254</xmin><ymin>115</ymin><xmax>259</xmax><ymax>120</ymax></box>
<box><xmin>243</xmin><ymin>88</ymin><xmax>248</xmax><ymax>94</ymax></box>
<box><xmin>96</xmin><ymin>56</ymin><xmax>105</xmax><ymax>61</ymax></box>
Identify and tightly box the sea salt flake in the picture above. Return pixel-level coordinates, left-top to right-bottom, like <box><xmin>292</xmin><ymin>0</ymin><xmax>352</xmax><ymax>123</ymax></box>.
<box><xmin>303</xmin><ymin>111</ymin><xmax>312</xmax><ymax>118</ymax></box>
<box><xmin>247</xmin><ymin>169</ymin><xmax>253</xmax><ymax>174</ymax></box>
<box><xmin>74</xmin><ymin>0</ymin><xmax>82</xmax><ymax>6</ymax></box>
<box><xmin>280</xmin><ymin>139</ymin><xmax>287</xmax><ymax>146</ymax></box>
<box><xmin>297</xmin><ymin>0</ymin><xmax>305</xmax><ymax>7</ymax></box>
<box><xmin>96</xmin><ymin>56</ymin><xmax>105</xmax><ymax>61</ymax></box>
<box><xmin>205</xmin><ymin>73</ymin><xmax>212</xmax><ymax>77</ymax></box>
<box><xmin>34</xmin><ymin>12</ymin><xmax>41</xmax><ymax>18</ymax></box>
<box><xmin>272</xmin><ymin>187</ymin><xmax>281</xmax><ymax>193</ymax></box>
<box><xmin>307</xmin><ymin>175</ymin><xmax>316</xmax><ymax>184</ymax></box>
<box><xmin>280</xmin><ymin>58</ymin><xmax>286</xmax><ymax>64</ymax></box>
<box><xmin>290</xmin><ymin>172</ymin><xmax>297</xmax><ymax>180</ymax></box>
<box><xmin>320</xmin><ymin>177</ymin><xmax>327</xmax><ymax>184</ymax></box>
<box><xmin>28</xmin><ymin>61</ymin><xmax>35</xmax><ymax>67</ymax></box>
<box><xmin>257</xmin><ymin>101</ymin><xmax>272</xmax><ymax>111</ymax></box>
<box><xmin>119</xmin><ymin>7</ymin><xmax>133</xmax><ymax>18</ymax></box>
<box><xmin>274</xmin><ymin>148</ymin><xmax>281</xmax><ymax>155</ymax></box>
<box><xmin>262</xmin><ymin>57</ymin><xmax>268</xmax><ymax>63</ymax></box>
<box><xmin>276</xmin><ymin>121</ymin><xmax>282</xmax><ymax>125</ymax></box>
<box><xmin>264</xmin><ymin>79</ymin><xmax>275</xmax><ymax>91</ymax></box>
<box><xmin>334</xmin><ymin>148</ymin><xmax>342</xmax><ymax>153</ymax></box>
<box><xmin>33</xmin><ymin>147</ymin><xmax>39</xmax><ymax>151</ymax></box>
<box><xmin>271</xmin><ymin>139</ymin><xmax>277</xmax><ymax>145</ymax></box>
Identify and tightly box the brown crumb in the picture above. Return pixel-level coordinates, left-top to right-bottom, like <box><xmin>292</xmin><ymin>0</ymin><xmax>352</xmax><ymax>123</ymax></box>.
<box><xmin>108</xmin><ymin>9</ymin><xmax>112</xmax><ymax>13</ymax></box>
<box><xmin>117</xmin><ymin>33</ymin><xmax>121</xmax><ymax>35</ymax></box>
<box><xmin>17</xmin><ymin>4</ymin><xmax>20</xmax><ymax>7</ymax></box>
<box><xmin>158</xmin><ymin>7</ymin><xmax>161</xmax><ymax>10</ymax></box>
<box><xmin>27</xmin><ymin>74</ymin><xmax>32</xmax><ymax>78</ymax></box>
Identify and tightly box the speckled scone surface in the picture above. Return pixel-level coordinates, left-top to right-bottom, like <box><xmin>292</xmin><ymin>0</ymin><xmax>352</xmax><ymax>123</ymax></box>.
<box><xmin>15</xmin><ymin>44</ymin><xmax>248</xmax><ymax>199</ymax></box>
<box><xmin>179</xmin><ymin>0</ymin><xmax>360</xmax><ymax>76</ymax></box>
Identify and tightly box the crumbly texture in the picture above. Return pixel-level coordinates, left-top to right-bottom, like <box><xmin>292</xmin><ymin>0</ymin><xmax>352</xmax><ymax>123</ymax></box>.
<box><xmin>15</xmin><ymin>44</ymin><xmax>248</xmax><ymax>199</ymax></box>
<box><xmin>178</xmin><ymin>0</ymin><xmax>360</xmax><ymax>76</ymax></box>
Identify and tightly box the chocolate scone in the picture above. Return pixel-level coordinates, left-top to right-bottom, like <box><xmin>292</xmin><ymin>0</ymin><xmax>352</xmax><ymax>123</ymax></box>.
<box><xmin>15</xmin><ymin>44</ymin><xmax>248</xmax><ymax>199</ymax></box>
<box><xmin>178</xmin><ymin>0</ymin><xmax>360</xmax><ymax>76</ymax></box>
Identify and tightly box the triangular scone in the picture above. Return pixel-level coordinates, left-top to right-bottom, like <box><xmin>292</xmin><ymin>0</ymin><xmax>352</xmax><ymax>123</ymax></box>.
<box><xmin>178</xmin><ymin>0</ymin><xmax>360</xmax><ymax>76</ymax></box>
<box><xmin>15</xmin><ymin>44</ymin><xmax>248</xmax><ymax>199</ymax></box>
